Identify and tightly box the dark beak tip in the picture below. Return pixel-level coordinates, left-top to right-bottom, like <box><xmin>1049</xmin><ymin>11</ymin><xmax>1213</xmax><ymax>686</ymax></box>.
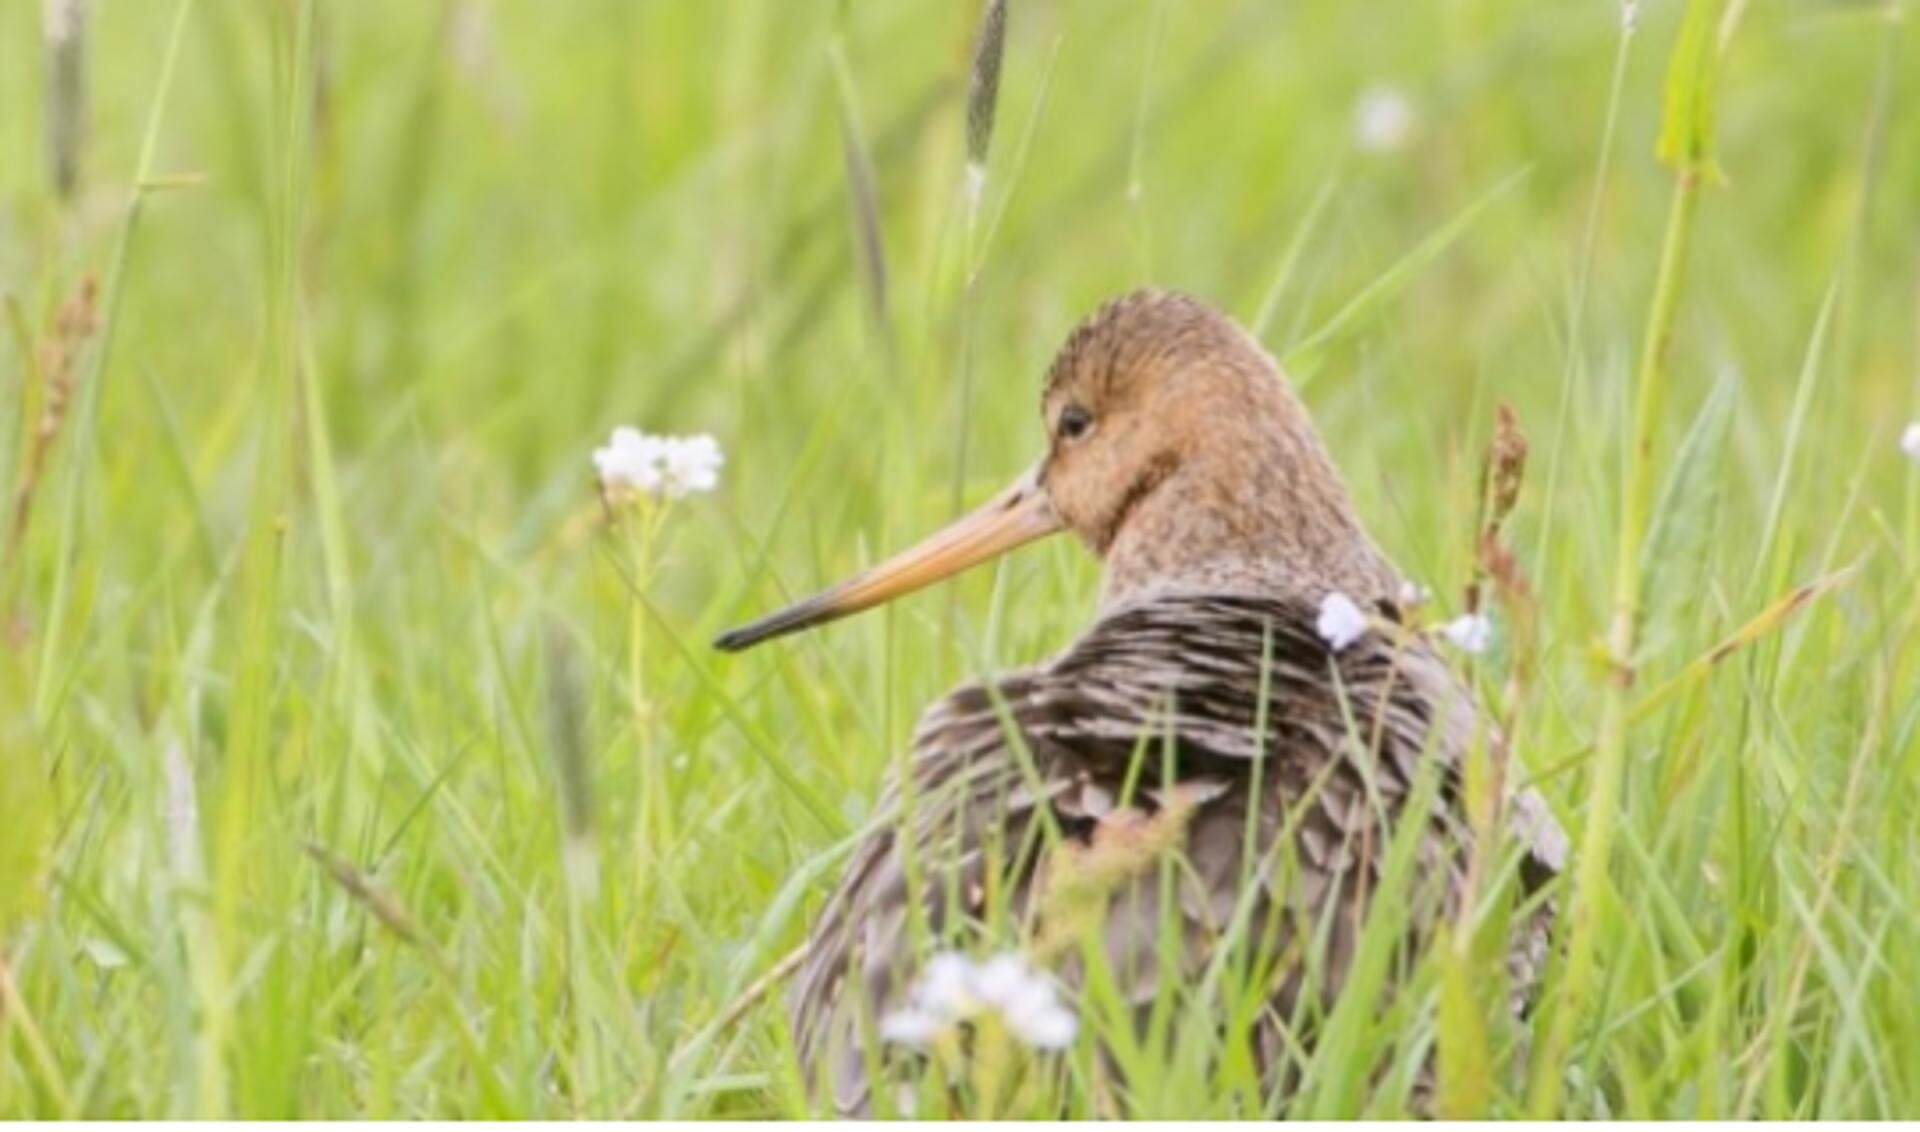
<box><xmin>712</xmin><ymin>628</ymin><xmax>752</xmax><ymax>653</ymax></box>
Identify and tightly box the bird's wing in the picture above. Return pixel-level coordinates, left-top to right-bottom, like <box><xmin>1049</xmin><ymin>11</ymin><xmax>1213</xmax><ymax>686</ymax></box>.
<box><xmin>787</xmin><ymin>592</ymin><xmax>1563</xmax><ymax>1113</ymax></box>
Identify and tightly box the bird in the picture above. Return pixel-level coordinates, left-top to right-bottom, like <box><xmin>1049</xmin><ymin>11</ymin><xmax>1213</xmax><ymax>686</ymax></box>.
<box><xmin>714</xmin><ymin>289</ymin><xmax>1567</xmax><ymax>1115</ymax></box>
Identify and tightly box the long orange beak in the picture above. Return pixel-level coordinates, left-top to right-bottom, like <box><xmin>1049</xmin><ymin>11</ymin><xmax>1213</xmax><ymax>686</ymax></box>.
<box><xmin>714</xmin><ymin>467</ymin><xmax>1062</xmax><ymax>652</ymax></box>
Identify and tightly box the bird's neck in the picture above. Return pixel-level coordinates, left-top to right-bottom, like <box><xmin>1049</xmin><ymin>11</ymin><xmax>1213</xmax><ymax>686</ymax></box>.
<box><xmin>1095</xmin><ymin>443</ymin><xmax>1399</xmax><ymax>612</ymax></box>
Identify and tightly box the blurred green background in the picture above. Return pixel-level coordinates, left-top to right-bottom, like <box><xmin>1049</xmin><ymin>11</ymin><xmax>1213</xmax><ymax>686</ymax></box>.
<box><xmin>2</xmin><ymin>0</ymin><xmax>1918</xmax><ymax>1118</ymax></box>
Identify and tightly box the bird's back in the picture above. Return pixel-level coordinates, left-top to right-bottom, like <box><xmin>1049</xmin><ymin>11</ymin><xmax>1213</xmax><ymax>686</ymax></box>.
<box><xmin>787</xmin><ymin>592</ymin><xmax>1565</xmax><ymax>1115</ymax></box>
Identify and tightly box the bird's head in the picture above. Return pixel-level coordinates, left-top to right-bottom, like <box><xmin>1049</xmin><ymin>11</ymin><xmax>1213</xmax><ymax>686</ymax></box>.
<box><xmin>714</xmin><ymin>290</ymin><xmax>1393</xmax><ymax>653</ymax></box>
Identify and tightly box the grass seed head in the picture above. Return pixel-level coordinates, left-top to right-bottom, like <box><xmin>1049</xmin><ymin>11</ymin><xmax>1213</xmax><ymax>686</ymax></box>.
<box><xmin>42</xmin><ymin>0</ymin><xmax>89</xmax><ymax>200</ymax></box>
<box><xmin>303</xmin><ymin>841</ymin><xmax>427</xmax><ymax>950</ymax></box>
<box><xmin>7</xmin><ymin>274</ymin><xmax>100</xmax><ymax>569</ymax></box>
<box><xmin>965</xmin><ymin>0</ymin><xmax>1008</xmax><ymax>173</ymax></box>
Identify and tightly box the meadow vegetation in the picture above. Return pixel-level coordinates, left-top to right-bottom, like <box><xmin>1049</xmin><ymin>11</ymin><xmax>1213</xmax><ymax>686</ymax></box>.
<box><xmin>2</xmin><ymin>0</ymin><xmax>1918</xmax><ymax>1117</ymax></box>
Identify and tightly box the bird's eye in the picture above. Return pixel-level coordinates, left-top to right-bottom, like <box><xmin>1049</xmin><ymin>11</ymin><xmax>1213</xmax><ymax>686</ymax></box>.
<box><xmin>1057</xmin><ymin>404</ymin><xmax>1094</xmax><ymax>442</ymax></box>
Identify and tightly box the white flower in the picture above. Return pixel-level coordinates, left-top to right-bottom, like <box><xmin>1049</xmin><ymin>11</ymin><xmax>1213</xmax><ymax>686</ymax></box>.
<box><xmin>916</xmin><ymin>951</ymin><xmax>979</xmax><ymax>1018</ymax></box>
<box><xmin>997</xmin><ymin>990</ymin><xmax>1079</xmax><ymax>1051</ymax></box>
<box><xmin>878</xmin><ymin>1007</ymin><xmax>945</xmax><ymax>1046</ymax></box>
<box><xmin>1315</xmin><ymin>591</ymin><xmax>1369</xmax><ymax>651</ymax></box>
<box><xmin>879</xmin><ymin>950</ymin><xmax>1078</xmax><ymax>1053</ymax></box>
<box><xmin>657</xmin><ymin>433</ymin><xmax>724</xmax><ymax>498</ymax></box>
<box><xmin>970</xmin><ymin>952</ymin><xmax>1032</xmax><ymax>1008</ymax></box>
<box><xmin>1003</xmin><ymin>998</ymin><xmax>1079</xmax><ymax>1050</ymax></box>
<box><xmin>1440</xmin><ymin>612</ymin><xmax>1494</xmax><ymax>655</ymax></box>
<box><xmin>1353</xmin><ymin>85</ymin><xmax>1415</xmax><ymax>153</ymax></box>
<box><xmin>1900</xmin><ymin>421</ymin><xmax>1920</xmax><ymax>464</ymax></box>
<box><xmin>593</xmin><ymin>426</ymin><xmax>665</xmax><ymax>494</ymax></box>
<box><xmin>1397</xmin><ymin>580</ymin><xmax>1431</xmax><ymax>609</ymax></box>
<box><xmin>592</xmin><ymin>427</ymin><xmax>723</xmax><ymax>499</ymax></box>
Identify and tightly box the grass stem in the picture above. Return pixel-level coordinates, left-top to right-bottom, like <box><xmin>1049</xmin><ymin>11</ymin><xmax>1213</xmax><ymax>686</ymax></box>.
<box><xmin>1528</xmin><ymin>0</ymin><xmax>1738</xmax><ymax>1113</ymax></box>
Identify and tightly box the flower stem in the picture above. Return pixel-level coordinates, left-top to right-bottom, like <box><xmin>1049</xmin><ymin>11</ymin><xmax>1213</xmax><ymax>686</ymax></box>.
<box><xmin>626</xmin><ymin>505</ymin><xmax>674</xmax><ymax>859</ymax></box>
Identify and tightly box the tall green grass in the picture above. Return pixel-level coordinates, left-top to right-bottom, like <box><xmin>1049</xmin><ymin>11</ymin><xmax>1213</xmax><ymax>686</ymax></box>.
<box><xmin>2</xmin><ymin>0</ymin><xmax>1918</xmax><ymax>1117</ymax></box>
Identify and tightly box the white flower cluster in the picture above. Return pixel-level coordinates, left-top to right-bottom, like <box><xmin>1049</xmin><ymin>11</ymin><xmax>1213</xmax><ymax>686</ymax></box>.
<box><xmin>1315</xmin><ymin>591</ymin><xmax>1370</xmax><ymax>651</ymax></box>
<box><xmin>592</xmin><ymin>427</ymin><xmax>723</xmax><ymax>500</ymax></box>
<box><xmin>1353</xmin><ymin>84</ymin><xmax>1415</xmax><ymax>154</ymax></box>
<box><xmin>1439</xmin><ymin>612</ymin><xmax>1493</xmax><ymax>655</ymax></box>
<box><xmin>1901</xmin><ymin>421</ymin><xmax>1920</xmax><ymax>465</ymax></box>
<box><xmin>880</xmin><ymin>951</ymin><xmax>1078</xmax><ymax>1052</ymax></box>
<box><xmin>1318</xmin><ymin>588</ymin><xmax>1494</xmax><ymax>657</ymax></box>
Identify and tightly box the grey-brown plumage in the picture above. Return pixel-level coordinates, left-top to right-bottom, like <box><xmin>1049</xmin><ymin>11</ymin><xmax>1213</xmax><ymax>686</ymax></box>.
<box><xmin>716</xmin><ymin>290</ymin><xmax>1567</xmax><ymax>1115</ymax></box>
